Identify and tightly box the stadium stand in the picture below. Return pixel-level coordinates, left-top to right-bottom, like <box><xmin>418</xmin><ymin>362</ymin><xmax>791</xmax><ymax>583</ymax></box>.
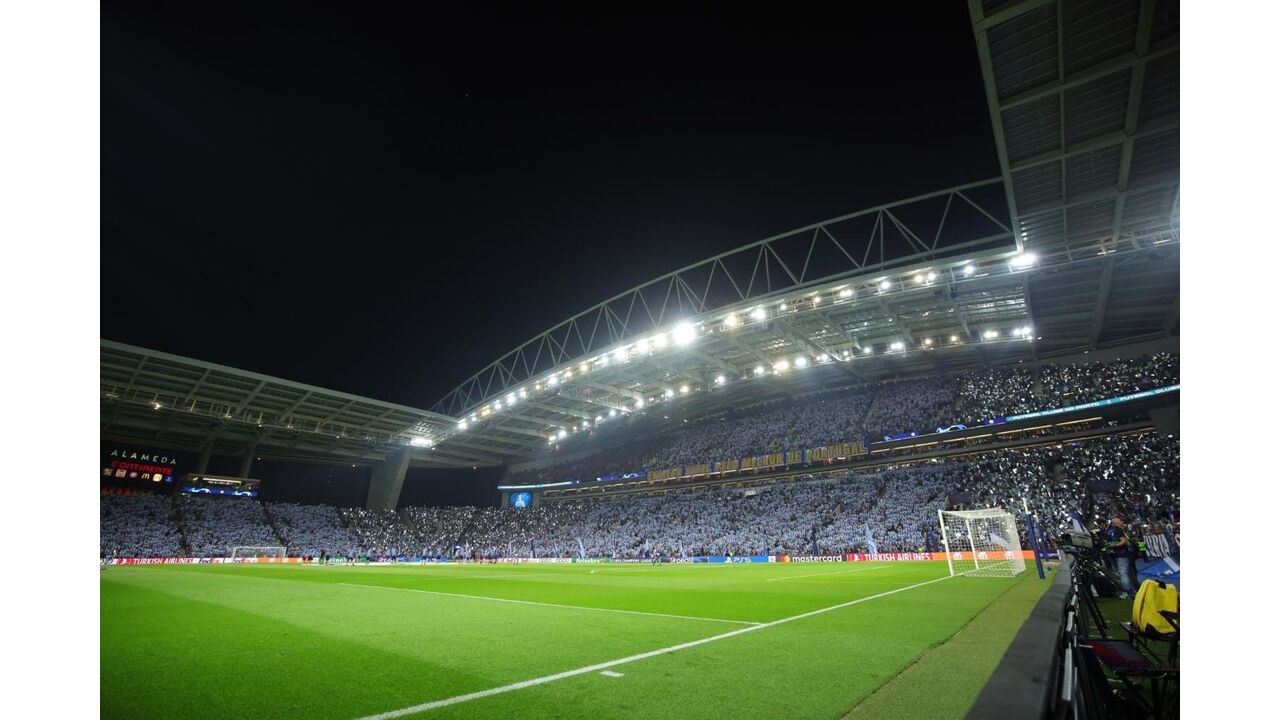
<box><xmin>100</xmin><ymin>430</ymin><xmax>1178</xmax><ymax>560</ymax></box>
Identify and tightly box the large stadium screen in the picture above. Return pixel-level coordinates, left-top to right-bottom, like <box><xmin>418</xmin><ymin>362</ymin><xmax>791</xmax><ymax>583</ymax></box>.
<box><xmin>101</xmin><ymin>443</ymin><xmax>186</xmax><ymax>488</ymax></box>
<box><xmin>509</xmin><ymin>492</ymin><xmax>531</xmax><ymax>509</ymax></box>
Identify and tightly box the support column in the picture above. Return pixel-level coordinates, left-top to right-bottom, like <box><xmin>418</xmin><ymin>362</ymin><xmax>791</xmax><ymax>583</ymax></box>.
<box><xmin>238</xmin><ymin>441</ymin><xmax>259</xmax><ymax>478</ymax></box>
<box><xmin>367</xmin><ymin>448</ymin><xmax>411</xmax><ymax>511</ymax></box>
<box><xmin>195</xmin><ymin>438</ymin><xmax>213</xmax><ymax>475</ymax></box>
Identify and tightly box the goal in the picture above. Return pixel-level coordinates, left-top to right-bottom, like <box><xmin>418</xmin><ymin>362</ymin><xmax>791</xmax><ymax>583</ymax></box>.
<box><xmin>937</xmin><ymin>508</ymin><xmax>1026</xmax><ymax>577</ymax></box>
<box><xmin>230</xmin><ymin>546</ymin><xmax>287</xmax><ymax>562</ymax></box>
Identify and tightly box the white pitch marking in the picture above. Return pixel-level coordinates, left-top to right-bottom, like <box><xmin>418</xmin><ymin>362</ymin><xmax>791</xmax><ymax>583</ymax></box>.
<box><xmin>598</xmin><ymin>671</ymin><xmax>625</xmax><ymax>678</ymax></box>
<box><xmin>339</xmin><ymin>583</ymin><xmax>761</xmax><ymax>626</ymax></box>
<box><xmin>349</xmin><ymin>574</ymin><xmax>951</xmax><ymax>720</ymax></box>
<box><xmin>765</xmin><ymin>565</ymin><xmax>892</xmax><ymax>582</ymax></box>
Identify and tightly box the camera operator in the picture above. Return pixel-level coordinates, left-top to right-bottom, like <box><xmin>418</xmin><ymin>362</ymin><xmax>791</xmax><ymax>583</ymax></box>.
<box><xmin>1102</xmin><ymin>515</ymin><xmax>1140</xmax><ymax>598</ymax></box>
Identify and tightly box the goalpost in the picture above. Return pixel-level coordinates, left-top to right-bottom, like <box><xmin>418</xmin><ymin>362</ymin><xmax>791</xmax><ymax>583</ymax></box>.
<box><xmin>937</xmin><ymin>508</ymin><xmax>1026</xmax><ymax>577</ymax></box>
<box><xmin>230</xmin><ymin>546</ymin><xmax>287</xmax><ymax>562</ymax></box>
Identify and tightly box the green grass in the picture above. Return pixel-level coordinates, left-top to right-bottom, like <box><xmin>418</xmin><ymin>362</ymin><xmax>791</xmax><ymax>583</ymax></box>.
<box><xmin>101</xmin><ymin>561</ymin><xmax>1043</xmax><ymax>719</ymax></box>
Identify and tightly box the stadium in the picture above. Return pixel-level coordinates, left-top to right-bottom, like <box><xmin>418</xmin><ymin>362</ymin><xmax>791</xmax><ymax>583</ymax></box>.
<box><xmin>91</xmin><ymin>2</ymin><xmax>1184</xmax><ymax>719</ymax></box>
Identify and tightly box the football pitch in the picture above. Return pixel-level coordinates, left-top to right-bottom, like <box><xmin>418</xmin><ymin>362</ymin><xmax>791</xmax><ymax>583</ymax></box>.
<box><xmin>101</xmin><ymin>561</ymin><xmax>1049</xmax><ymax>719</ymax></box>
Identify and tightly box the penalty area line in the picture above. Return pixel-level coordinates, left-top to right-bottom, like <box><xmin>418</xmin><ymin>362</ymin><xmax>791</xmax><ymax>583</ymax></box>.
<box><xmin>349</xmin><ymin>574</ymin><xmax>952</xmax><ymax>720</ymax></box>
<box><xmin>339</xmin><ymin>583</ymin><xmax>762</xmax><ymax>626</ymax></box>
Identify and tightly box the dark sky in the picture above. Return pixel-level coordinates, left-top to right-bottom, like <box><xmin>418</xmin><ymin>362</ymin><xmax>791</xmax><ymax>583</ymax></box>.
<box><xmin>102</xmin><ymin>1</ymin><xmax>998</xmax><ymax>410</ymax></box>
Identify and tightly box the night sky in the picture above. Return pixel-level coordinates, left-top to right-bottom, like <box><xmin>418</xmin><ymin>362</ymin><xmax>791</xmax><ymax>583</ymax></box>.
<box><xmin>102</xmin><ymin>1</ymin><xmax>998</xmax><ymax>410</ymax></box>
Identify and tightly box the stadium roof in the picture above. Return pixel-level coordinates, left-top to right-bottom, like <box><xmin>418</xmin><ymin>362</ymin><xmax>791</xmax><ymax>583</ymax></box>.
<box><xmin>423</xmin><ymin>0</ymin><xmax>1179</xmax><ymax>465</ymax></box>
<box><xmin>100</xmin><ymin>340</ymin><xmax>494</xmax><ymax>468</ymax></box>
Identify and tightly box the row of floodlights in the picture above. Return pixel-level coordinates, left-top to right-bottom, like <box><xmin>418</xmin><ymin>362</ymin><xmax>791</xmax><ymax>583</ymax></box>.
<box><xmin>448</xmin><ymin>252</ymin><xmax>1039</xmax><ymax>440</ymax></box>
<box><xmin>539</xmin><ymin>324</ymin><xmax>1035</xmax><ymax>445</ymax></box>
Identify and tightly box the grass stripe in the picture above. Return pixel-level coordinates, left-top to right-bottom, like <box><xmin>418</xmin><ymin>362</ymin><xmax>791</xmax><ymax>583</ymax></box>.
<box><xmin>338</xmin><ymin>582</ymin><xmax>764</xmax><ymax>626</ymax></box>
<box><xmin>351</xmin><ymin>574</ymin><xmax>952</xmax><ymax>720</ymax></box>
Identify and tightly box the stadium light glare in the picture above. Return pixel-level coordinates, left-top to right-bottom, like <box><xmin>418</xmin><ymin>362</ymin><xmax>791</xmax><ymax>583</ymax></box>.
<box><xmin>838</xmin><ymin>288</ymin><xmax>854</xmax><ymax>299</ymax></box>
<box><xmin>914</xmin><ymin>274</ymin><xmax>925</xmax><ymax>284</ymax></box>
<box><xmin>548</xmin><ymin>435</ymin><xmax>556</xmax><ymax>443</ymax></box>
<box><xmin>609</xmin><ymin>408</ymin><xmax>617</xmax><ymax>417</ymax></box>
<box><xmin>923</xmin><ymin>338</ymin><xmax>933</xmax><ymax>346</ymax></box>
<box><xmin>774</xmin><ymin>359</ymin><xmax>790</xmax><ymax>372</ymax></box>
<box><xmin>664</xmin><ymin>389</ymin><xmax>675</xmax><ymax>399</ymax></box>
<box><xmin>652</xmin><ymin>333</ymin><xmax>668</xmax><ymax>349</ymax></box>
<box><xmin>950</xmin><ymin>334</ymin><xmax>959</xmax><ymax>342</ymax></box>
<box><xmin>795</xmin><ymin>355</ymin><xmax>808</xmax><ymax>368</ymax></box>
<box><xmin>1009</xmin><ymin>252</ymin><xmax>1038</xmax><ymax>269</ymax></box>
<box><xmin>410</xmin><ymin>437</ymin><xmax>431</xmax><ymax>447</ymax></box>
<box><xmin>614</xmin><ymin>347</ymin><xmax>628</xmax><ymax>362</ymax></box>
<box><xmin>557</xmin><ymin>429</ymin><xmax>567</xmax><ymax>439</ymax></box>
<box><xmin>714</xmin><ymin>374</ymin><xmax>726</xmax><ymax>386</ymax></box>
<box><xmin>723</xmin><ymin>313</ymin><xmax>739</xmax><ymax>328</ymax></box>
<box><xmin>635</xmin><ymin>337</ymin><xmax>651</xmax><ymax>354</ymax></box>
<box><xmin>673</xmin><ymin>322</ymin><xmax>697</xmax><ymax>346</ymax></box>
<box><xmin>580</xmin><ymin>362</ymin><xmax>589</xmax><ymax>373</ymax></box>
<box><xmin>595</xmin><ymin>415</ymin><xmax>603</xmax><ymax>422</ymax></box>
<box><xmin>679</xmin><ymin>384</ymin><xmax>689</xmax><ymax>394</ymax></box>
<box><xmin>878</xmin><ymin>279</ymin><xmax>891</xmax><ymax>292</ymax></box>
<box><xmin>983</xmin><ymin>329</ymin><xmax>998</xmax><ymax>339</ymax></box>
<box><xmin>926</xmin><ymin>271</ymin><xmax>938</xmax><ymax>282</ymax></box>
<box><xmin>779</xmin><ymin>301</ymin><xmax>788</xmax><ymax>312</ymax></box>
<box><xmin>458</xmin><ymin>420</ymin><xmax>468</xmax><ymax>431</ymax></box>
<box><xmin>963</xmin><ymin>264</ymin><xmax>976</xmax><ymax>276</ymax></box>
<box><xmin>635</xmin><ymin>397</ymin><xmax>645</xmax><ymax>409</ymax></box>
<box><xmin>548</xmin><ymin>374</ymin><xmax>559</xmax><ymax>386</ymax></box>
<box><xmin>518</xmin><ymin>388</ymin><xmax>528</xmax><ymax>399</ymax></box>
<box><xmin>863</xmin><ymin>346</ymin><xmax>873</xmax><ymax>355</ymax></box>
<box><xmin>754</xmin><ymin>365</ymin><xmax>765</xmax><ymax>376</ymax></box>
<box><xmin>890</xmin><ymin>340</ymin><xmax>904</xmax><ymax>351</ymax></box>
<box><xmin>751</xmin><ymin>306</ymin><xmax>767</xmax><ymax>322</ymax></box>
<box><xmin>811</xmin><ymin>294</ymin><xmax>821</xmax><ymax>306</ymax></box>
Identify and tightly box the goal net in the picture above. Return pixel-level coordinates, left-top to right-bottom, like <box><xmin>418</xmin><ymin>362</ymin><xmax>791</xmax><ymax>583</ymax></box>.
<box><xmin>937</xmin><ymin>508</ymin><xmax>1026</xmax><ymax>577</ymax></box>
<box><xmin>230</xmin><ymin>546</ymin><xmax>287</xmax><ymax>562</ymax></box>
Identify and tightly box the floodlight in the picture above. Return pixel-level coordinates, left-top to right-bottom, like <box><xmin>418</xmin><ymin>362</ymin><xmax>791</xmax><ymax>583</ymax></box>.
<box><xmin>673</xmin><ymin>322</ymin><xmax>697</xmax><ymax>346</ymax></box>
<box><xmin>950</xmin><ymin>334</ymin><xmax>959</xmax><ymax>342</ymax></box>
<box><xmin>923</xmin><ymin>338</ymin><xmax>933</xmax><ymax>346</ymax></box>
<box><xmin>774</xmin><ymin>359</ymin><xmax>790</xmax><ymax>371</ymax></box>
<box><xmin>595</xmin><ymin>415</ymin><xmax>603</xmax><ymax>422</ymax></box>
<box><xmin>458</xmin><ymin>421</ymin><xmax>468</xmax><ymax>431</ymax></box>
<box><xmin>723</xmin><ymin>313</ymin><xmax>739</xmax><ymax>328</ymax></box>
<box><xmin>519</xmin><ymin>388</ymin><xmax>528</xmax><ymax>399</ymax></box>
<box><xmin>963</xmin><ymin>264</ymin><xmax>976</xmax><ymax>276</ymax></box>
<box><xmin>879</xmin><ymin>279</ymin><xmax>891</xmax><ymax>291</ymax></box>
<box><xmin>557</xmin><ymin>429</ymin><xmax>567</xmax><ymax>439</ymax></box>
<box><xmin>914</xmin><ymin>274</ymin><xmax>925</xmax><ymax>284</ymax></box>
<box><xmin>926</xmin><ymin>271</ymin><xmax>937</xmax><ymax>282</ymax></box>
<box><xmin>580</xmin><ymin>362</ymin><xmax>589</xmax><ymax>373</ymax></box>
<box><xmin>754</xmin><ymin>365</ymin><xmax>765</xmax><ymax>376</ymax></box>
<box><xmin>890</xmin><ymin>340</ymin><xmax>904</xmax><ymax>351</ymax></box>
<box><xmin>635</xmin><ymin>338</ymin><xmax>651</xmax><ymax>353</ymax></box>
<box><xmin>863</xmin><ymin>346</ymin><xmax>873</xmax><ymax>355</ymax></box>
<box><xmin>1009</xmin><ymin>252</ymin><xmax>1038</xmax><ymax>269</ymax></box>
<box><xmin>609</xmin><ymin>408</ymin><xmax>617</xmax><ymax>417</ymax></box>
<box><xmin>812</xmin><ymin>294</ymin><xmax>821</xmax><ymax>305</ymax></box>
<box><xmin>751</xmin><ymin>307</ymin><xmax>767</xmax><ymax>322</ymax></box>
<box><xmin>779</xmin><ymin>301</ymin><xmax>788</xmax><ymax>312</ymax></box>
<box><xmin>664</xmin><ymin>389</ymin><xmax>674</xmax><ymax>399</ymax></box>
<box><xmin>548</xmin><ymin>374</ymin><xmax>559</xmax><ymax>386</ymax></box>
<box><xmin>983</xmin><ymin>329</ymin><xmax>998</xmax><ymax>339</ymax></box>
<box><xmin>635</xmin><ymin>397</ymin><xmax>645</xmax><ymax>409</ymax></box>
<box><xmin>838</xmin><ymin>288</ymin><xmax>854</xmax><ymax>299</ymax></box>
<box><xmin>410</xmin><ymin>437</ymin><xmax>431</xmax><ymax>447</ymax></box>
<box><xmin>679</xmin><ymin>384</ymin><xmax>689</xmax><ymax>394</ymax></box>
<box><xmin>548</xmin><ymin>435</ymin><xmax>556</xmax><ymax>443</ymax></box>
<box><xmin>795</xmin><ymin>355</ymin><xmax>808</xmax><ymax>368</ymax></box>
<box><xmin>614</xmin><ymin>347</ymin><xmax>628</xmax><ymax>362</ymax></box>
<box><xmin>652</xmin><ymin>333</ymin><xmax>668</xmax><ymax>349</ymax></box>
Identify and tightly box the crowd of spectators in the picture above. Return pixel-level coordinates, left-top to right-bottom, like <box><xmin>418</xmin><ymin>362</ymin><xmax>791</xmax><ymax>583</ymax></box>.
<box><xmin>99</xmin><ymin>493</ymin><xmax>184</xmax><ymax>558</ymax></box>
<box><xmin>501</xmin><ymin>352</ymin><xmax>1179</xmax><ymax>486</ymax></box>
<box><xmin>180</xmin><ymin>494</ymin><xmax>280</xmax><ymax>557</ymax></box>
<box><xmin>1040</xmin><ymin>352</ymin><xmax>1178</xmax><ymax>407</ymax></box>
<box><xmin>336</xmin><ymin>508</ymin><xmax>423</xmax><ymax>558</ymax></box>
<box><xmin>265</xmin><ymin>502</ymin><xmax>360</xmax><ymax>557</ymax></box>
